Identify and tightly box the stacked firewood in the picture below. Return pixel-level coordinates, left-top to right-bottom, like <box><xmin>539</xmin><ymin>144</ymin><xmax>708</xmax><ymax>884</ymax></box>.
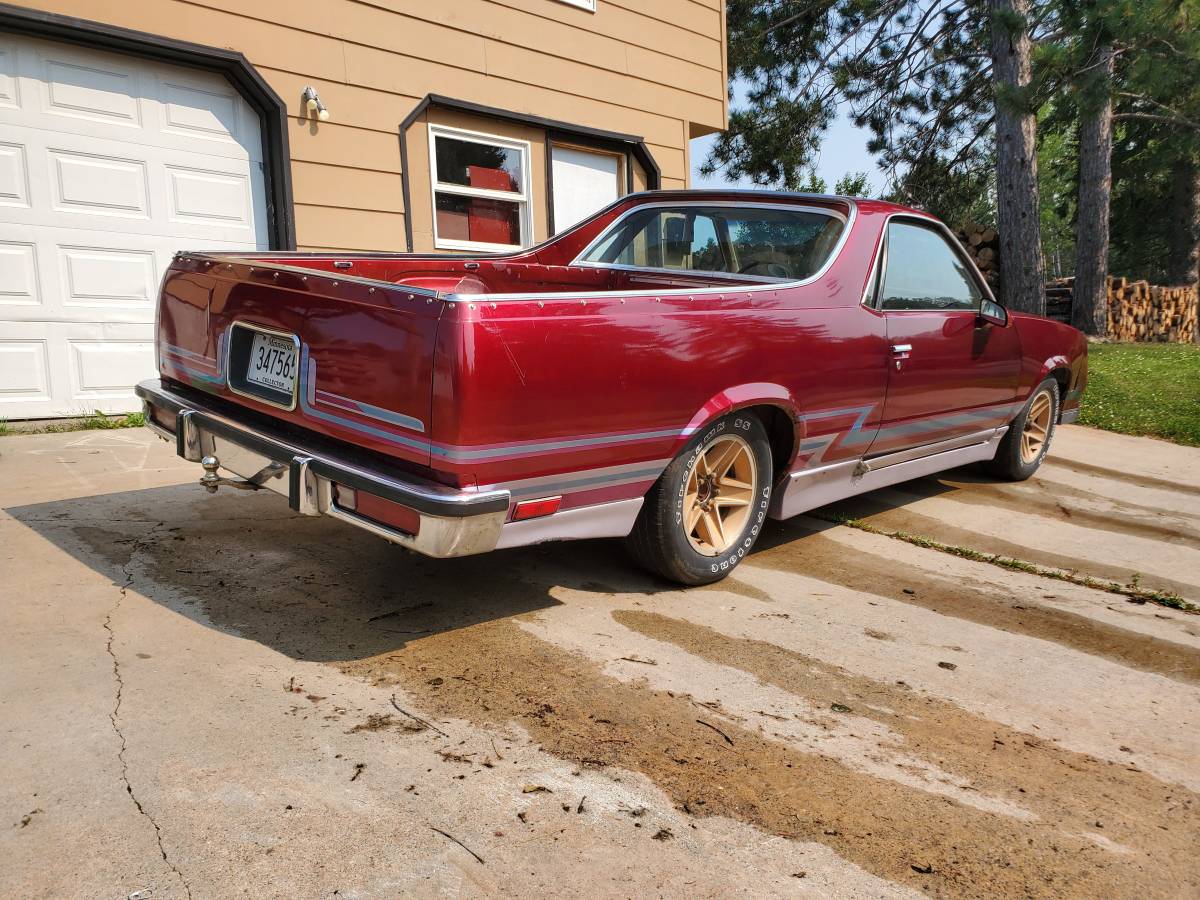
<box><xmin>1106</xmin><ymin>277</ymin><xmax>1198</xmax><ymax>342</ymax></box>
<box><xmin>954</xmin><ymin>224</ymin><xmax>1000</xmax><ymax>287</ymax></box>
<box><xmin>1046</xmin><ymin>276</ymin><xmax>1198</xmax><ymax>342</ymax></box>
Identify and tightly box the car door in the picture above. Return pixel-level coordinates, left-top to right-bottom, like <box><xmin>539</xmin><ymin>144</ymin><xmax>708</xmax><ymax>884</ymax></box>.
<box><xmin>866</xmin><ymin>218</ymin><xmax>1022</xmax><ymax>457</ymax></box>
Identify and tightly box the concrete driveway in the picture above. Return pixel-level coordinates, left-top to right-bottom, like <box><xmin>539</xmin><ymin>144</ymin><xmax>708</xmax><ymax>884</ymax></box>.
<box><xmin>2</xmin><ymin>424</ymin><xmax>1198</xmax><ymax>899</ymax></box>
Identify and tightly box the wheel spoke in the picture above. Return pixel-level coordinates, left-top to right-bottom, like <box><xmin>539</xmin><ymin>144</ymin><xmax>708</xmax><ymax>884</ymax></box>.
<box><xmin>708</xmin><ymin>441</ymin><xmax>743</xmax><ymax>480</ymax></box>
<box><xmin>719</xmin><ymin>475</ymin><xmax>754</xmax><ymax>492</ymax></box>
<box><xmin>715</xmin><ymin>496</ymin><xmax>750</xmax><ymax>509</ymax></box>
<box><xmin>685</xmin><ymin>502</ymin><xmax>703</xmax><ymax>532</ymax></box>
<box><xmin>703</xmin><ymin>509</ymin><xmax>726</xmax><ymax>548</ymax></box>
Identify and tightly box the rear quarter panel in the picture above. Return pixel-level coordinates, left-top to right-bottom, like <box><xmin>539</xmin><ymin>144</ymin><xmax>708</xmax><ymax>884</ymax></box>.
<box><xmin>1010</xmin><ymin>313</ymin><xmax>1088</xmax><ymax>415</ymax></box>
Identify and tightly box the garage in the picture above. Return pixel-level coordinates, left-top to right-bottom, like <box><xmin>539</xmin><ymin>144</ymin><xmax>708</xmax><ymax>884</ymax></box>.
<box><xmin>0</xmin><ymin>33</ymin><xmax>270</xmax><ymax>419</ymax></box>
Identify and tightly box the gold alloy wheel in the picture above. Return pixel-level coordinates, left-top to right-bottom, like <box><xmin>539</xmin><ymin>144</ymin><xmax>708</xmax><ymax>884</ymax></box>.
<box><xmin>683</xmin><ymin>434</ymin><xmax>758</xmax><ymax>556</ymax></box>
<box><xmin>1021</xmin><ymin>390</ymin><xmax>1053</xmax><ymax>465</ymax></box>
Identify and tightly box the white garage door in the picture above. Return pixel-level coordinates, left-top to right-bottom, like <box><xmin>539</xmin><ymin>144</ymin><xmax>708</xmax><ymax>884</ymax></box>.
<box><xmin>0</xmin><ymin>35</ymin><xmax>269</xmax><ymax>419</ymax></box>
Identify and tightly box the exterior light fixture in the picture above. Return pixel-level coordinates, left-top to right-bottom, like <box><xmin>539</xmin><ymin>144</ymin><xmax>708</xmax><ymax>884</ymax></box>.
<box><xmin>301</xmin><ymin>86</ymin><xmax>330</xmax><ymax>122</ymax></box>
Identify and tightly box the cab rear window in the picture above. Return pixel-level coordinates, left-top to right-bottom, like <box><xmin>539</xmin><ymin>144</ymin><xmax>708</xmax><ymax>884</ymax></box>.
<box><xmin>576</xmin><ymin>204</ymin><xmax>846</xmax><ymax>281</ymax></box>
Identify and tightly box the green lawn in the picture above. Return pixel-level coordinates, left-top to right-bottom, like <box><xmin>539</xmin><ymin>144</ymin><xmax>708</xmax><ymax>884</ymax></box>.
<box><xmin>1078</xmin><ymin>342</ymin><xmax>1200</xmax><ymax>446</ymax></box>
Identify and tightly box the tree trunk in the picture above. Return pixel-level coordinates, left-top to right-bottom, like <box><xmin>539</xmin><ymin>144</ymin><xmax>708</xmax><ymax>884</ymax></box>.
<box><xmin>1166</xmin><ymin>154</ymin><xmax>1200</xmax><ymax>287</ymax></box>
<box><xmin>989</xmin><ymin>0</ymin><xmax>1046</xmax><ymax>315</ymax></box>
<box><xmin>1072</xmin><ymin>40</ymin><xmax>1114</xmax><ymax>337</ymax></box>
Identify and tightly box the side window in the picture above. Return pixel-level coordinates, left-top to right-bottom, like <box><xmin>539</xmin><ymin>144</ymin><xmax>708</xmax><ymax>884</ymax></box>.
<box><xmin>578</xmin><ymin>205</ymin><xmax>846</xmax><ymax>280</ymax></box>
<box><xmin>878</xmin><ymin>222</ymin><xmax>982</xmax><ymax>311</ymax></box>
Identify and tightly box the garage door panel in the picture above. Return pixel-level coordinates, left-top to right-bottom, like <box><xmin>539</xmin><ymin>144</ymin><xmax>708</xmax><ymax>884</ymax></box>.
<box><xmin>50</xmin><ymin>148</ymin><xmax>150</xmax><ymax>220</ymax></box>
<box><xmin>0</xmin><ymin>124</ymin><xmax>268</xmax><ymax>245</ymax></box>
<box><xmin>0</xmin><ymin>239</ymin><xmax>40</xmax><ymax>308</ymax></box>
<box><xmin>69</xmin><ymin>338</ymin><xmax>156</xmax><ymax>400</ymax></box>
<box><xmin>59</xmin><ymin>245</ymin><xmax>157</xmax><ymax>309</ymax></box>
<box><xmin>0</xmin><ymin>337</ymin><xmax>51</xmax><ymax>405</ymax></box>
<box><xmin>0</xmin><ymin>41</ymin><xmax>18</xmax><ymax>109</ymax></box>
<box><xmin>166</xmin><ymin>164</ymin><xmax>253</xmax><ymax>227</ymax></box>
<box><xmin>0</xmin><ymin>140</ymin><xmax>30</xmax><ymax>207</ymax></box>
<box><xmin>41</xmin><ymin>55</ymin><xmax>143</xmax><ymax>128</ymax></box>
<box><xmin>0</xmin><ymin>35</ymin><xmax>269</xmax><ymax>419</ymax></box>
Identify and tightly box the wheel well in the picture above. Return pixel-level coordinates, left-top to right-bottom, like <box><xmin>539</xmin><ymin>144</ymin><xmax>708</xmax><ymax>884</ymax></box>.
<box><xmin>744</xmin><ymin>404</ymin><xmax>796</xmax><ymax>478</ymax></box>
<box><xmin>1049</xmin><ymin>368</ymin><xmax>1070</xmax><ymax>397</ymax></box>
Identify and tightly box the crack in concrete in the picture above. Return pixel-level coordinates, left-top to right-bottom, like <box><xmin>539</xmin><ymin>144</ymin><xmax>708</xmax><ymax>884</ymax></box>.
<box><xmin>104</xmin><ymin>524</ymin><xmax>194</xmax><ymax>900</ymax></box>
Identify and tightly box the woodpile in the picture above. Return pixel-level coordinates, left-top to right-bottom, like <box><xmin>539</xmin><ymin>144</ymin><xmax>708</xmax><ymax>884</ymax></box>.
<box><xmin>954</xmin><ymin>224</ymin><xmax>1000</xmax><ymax>287</ymax></box>
<box><xmin>1046</xmin><ymin>276</ymin><xmax>1199</xmax><ymax>342</ymax></box>
<box><xmin>1106</xmin><ymin>278</ymin><xmax>1198</xmax><ymax>342</ymax></box>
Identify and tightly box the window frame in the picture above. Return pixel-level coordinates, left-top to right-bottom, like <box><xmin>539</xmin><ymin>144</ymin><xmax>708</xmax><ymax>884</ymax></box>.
<box><xmin>428</xmin><ymin>123</ymin><xmax>534</xmax><ymax>252</ymax></box>
<box><xmin>570</xmin><ymin>201</ymin><xmax>849</xmax><ymax>283</ymax></box>
<box><xmin>864</xmin><ymin>215</ymin><xmax>992</xmax><ymax>313</ymax></box>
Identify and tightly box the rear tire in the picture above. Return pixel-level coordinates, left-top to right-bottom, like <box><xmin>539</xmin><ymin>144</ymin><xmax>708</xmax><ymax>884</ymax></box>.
<box><xmin>988</xmin><ymin>378</ymin><xmax>1059</xmax><ymax>481</ymax></box>
<box><xmin>626</xmin><ymin>412</ymin><xmax>773</xmax><ymax>585</ymax></box>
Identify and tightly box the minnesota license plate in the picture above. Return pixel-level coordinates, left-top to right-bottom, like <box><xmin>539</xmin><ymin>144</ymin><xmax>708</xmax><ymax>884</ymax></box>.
<box><xmin>245</xmin><ymin>332</ymin><xmax>298</xmax><ymax>394</ymax></box>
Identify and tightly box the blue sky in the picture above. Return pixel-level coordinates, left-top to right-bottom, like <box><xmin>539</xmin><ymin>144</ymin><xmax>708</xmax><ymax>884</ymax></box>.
<box><xmin>690</xmin><ymin>102</ymin><xmax>885</xmax><ymax>196</ymax></box>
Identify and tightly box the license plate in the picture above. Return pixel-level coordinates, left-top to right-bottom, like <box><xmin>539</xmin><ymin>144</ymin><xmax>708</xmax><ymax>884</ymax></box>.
<box><xmin>245</xmin><ymin>332</ymin><xmax>298</xmax><ymax>394</ymax></box>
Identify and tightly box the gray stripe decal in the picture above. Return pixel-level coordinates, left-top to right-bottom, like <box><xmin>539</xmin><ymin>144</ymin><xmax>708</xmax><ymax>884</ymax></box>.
<box><xmin>429</xmin><ymin>427</ymin><xmax>685</xmax><ymax>462</ymax></box>
<box><xmin>299</xmin><ymin>347</ymin><xmax>432</xmax><ymax>454</ymax></box>
<box><xmin>867</xmin><ymin>404</ymin><xmax>1019</xmax><ymax>445</ymax></box>
<box><xmin>505</xmin><ymin>465</ymin><xmax>668</xmax><ymax>499</ymax></box>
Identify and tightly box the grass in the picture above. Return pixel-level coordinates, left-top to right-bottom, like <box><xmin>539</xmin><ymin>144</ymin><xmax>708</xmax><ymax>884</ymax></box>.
<box><xmin>1079</xmin><ymin>342</ymin><xmax>1200</xmax><ymax>446</ymax></box>
<box><xmin>815</xmin><ymin>511</ymin><xmax>1198</xmax><ymax>614</ymax></box>
<box><xmin>0</xmin><ymin>410</ymin><xmax>145</xmax><ymax>436</ymax></box>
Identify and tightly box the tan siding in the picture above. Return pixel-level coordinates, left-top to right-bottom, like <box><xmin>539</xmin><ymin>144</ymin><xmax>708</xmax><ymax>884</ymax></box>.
<box><xmin>286</xmin><ymin>119</ymin><xmax>402</xmax><ymax>173</ymax></box>
<box><xmin>604</xmin><ymin>0</ymin><xmax>722</xmax><ymax>40</ymax></box>
<box><xmin>292</xmin><ymin>162</ymin><xmax>406</xmax><ymax>212</ymax></box>
<box><xmin>14</xmin><ymin>0</ymin><xmax>727</xmax><ymax>251</ymax></box>
<box><xmin>294</xmin><ymin>205</ymin><xmax>407</xmax><ymax>252</ymax></box>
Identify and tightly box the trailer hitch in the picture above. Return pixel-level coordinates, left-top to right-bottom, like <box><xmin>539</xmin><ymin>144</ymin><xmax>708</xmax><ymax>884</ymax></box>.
<box><xmin>199</xmin><ymin>455</ymin><xmax>287</xmax><ymax>494</ymax></box>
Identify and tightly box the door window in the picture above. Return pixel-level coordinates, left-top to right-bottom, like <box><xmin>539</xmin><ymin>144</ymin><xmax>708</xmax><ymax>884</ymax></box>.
<box><xmin>877</xmin><ymin>222</ymin><xmax>982</xmax><ymax>311</ymax></box>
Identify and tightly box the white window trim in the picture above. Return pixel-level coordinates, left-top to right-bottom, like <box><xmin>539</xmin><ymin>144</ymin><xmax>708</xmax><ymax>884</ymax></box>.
<box><xmin>428</xmin><ymin>123</ymin><xmax>533</xmax><ymax>252</ymax></box>
<box><xmin>556</xmin><ymin>0</ymin><xmax>597</xmax><ymax>12</ymax></box>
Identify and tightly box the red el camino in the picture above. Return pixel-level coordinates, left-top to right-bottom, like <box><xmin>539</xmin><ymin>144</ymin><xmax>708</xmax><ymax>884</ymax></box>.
<box><xmin>138</xmin><ymin>190</ymin><xmax>1086</xmax><ymax>585</ymax></box>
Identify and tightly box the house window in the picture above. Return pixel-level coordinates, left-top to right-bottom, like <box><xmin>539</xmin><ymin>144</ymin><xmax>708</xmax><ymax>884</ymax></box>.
<box><xmin>429</xmin><ymin>124</ymin><xmax>532</xmax><ymax>251</ymax></box>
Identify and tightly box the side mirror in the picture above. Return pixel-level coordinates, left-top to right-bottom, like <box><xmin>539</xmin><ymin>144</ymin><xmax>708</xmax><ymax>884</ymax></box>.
<box><xmin>978</xmin><ymin>298</ymin><xmax>1008</xmax><ymax>327</ymax></box>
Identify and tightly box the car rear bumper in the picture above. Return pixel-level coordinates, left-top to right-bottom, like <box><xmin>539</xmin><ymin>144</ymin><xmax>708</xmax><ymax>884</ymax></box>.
<box><xmin>135</xmin><ymin>378</ymin><xmax>509</xmax><ymax>558</ymax></box>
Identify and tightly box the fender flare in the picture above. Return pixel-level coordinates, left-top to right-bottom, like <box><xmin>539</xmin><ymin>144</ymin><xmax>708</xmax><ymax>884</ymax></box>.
<box><xmin>673</xmin><ymin>383</ymin><xmax>804</xmax><ymax>469</ymax></box>
<box><xmin>1033</xmin><ymin>354</ymin><xmax>1072</xmax><ymax>399</ymax></box>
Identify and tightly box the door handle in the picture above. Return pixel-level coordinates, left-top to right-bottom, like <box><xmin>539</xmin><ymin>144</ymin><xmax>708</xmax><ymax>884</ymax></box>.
<box><xmin>891</xmin><ymin>344</ymin><xmax>913</xmax><ymax>354</ymax></box>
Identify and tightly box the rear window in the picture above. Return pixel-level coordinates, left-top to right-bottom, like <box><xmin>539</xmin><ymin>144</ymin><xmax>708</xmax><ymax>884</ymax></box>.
<box><xmin>577</xmin><ymin>204</ymin><xmax>846</xmax><ymax>281</ymax></box>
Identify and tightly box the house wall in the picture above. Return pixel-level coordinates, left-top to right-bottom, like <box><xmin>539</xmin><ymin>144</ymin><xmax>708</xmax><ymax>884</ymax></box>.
<box><xmin>11</xmin><ymin>0</ymin><xmax>727</xmax><ymax>252</ymax></box>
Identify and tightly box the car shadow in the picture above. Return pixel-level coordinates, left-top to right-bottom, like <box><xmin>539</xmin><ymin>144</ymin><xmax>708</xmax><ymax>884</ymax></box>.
<box><xmin>5</xmin><ymin>469</ymin><xmax>982</xmax><ymax>665</ymax></box>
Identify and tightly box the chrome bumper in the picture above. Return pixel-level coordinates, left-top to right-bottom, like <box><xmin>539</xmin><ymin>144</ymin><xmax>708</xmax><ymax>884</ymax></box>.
<box><xmin>136</xmin><ymin>379</ymin><xmax>509</xmax><ymax>558</ymax></box>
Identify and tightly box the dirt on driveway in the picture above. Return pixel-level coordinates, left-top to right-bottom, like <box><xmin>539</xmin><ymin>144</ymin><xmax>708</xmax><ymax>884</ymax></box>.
<box><xmin>1</xmin><ymin>424</ymin><xmax>1197</xmax><ymax>898</ymax></box>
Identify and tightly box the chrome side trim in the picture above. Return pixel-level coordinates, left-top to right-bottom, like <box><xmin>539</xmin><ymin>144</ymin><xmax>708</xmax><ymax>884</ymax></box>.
<box><xmin>863</xmin><ymin>427</ymin><xmax>1006</xmax><ymax>470</ymax></box>
<box><xmin>770</xmin><ymin>429</ymin><xmax>1006</xmax><ymax>520</ymax></box>
<box><xmin>494</xmin><ymin>497</ymin><xmax>644</xmax><ymax>549</ymax></box>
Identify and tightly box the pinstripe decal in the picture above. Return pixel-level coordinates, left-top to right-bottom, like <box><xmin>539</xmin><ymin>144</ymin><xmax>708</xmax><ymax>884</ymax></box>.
<box><xmin>299</xmin><ymin>346</ymin><xmax>431</xmax><ymax>454</ymax></box>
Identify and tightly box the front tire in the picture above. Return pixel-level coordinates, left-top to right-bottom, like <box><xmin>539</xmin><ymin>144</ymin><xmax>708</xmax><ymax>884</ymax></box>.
<box><xmin>988</xmin><ymin>378</ymin><xmax>1059</xmax><ymax>481</ymax></box>
<box><xmin>626</xmin><ymin>412</ymin><xmax>773</xmax><ymax>585</ymax></box>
